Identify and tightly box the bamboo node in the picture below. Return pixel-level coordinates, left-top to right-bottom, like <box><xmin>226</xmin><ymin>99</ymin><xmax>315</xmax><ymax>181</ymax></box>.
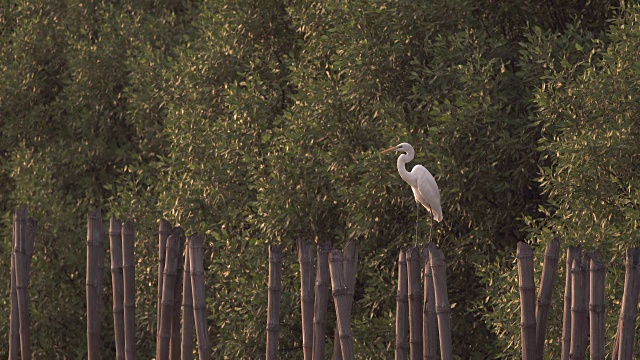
<box><xmin>536</xmin><ymin>299</ymin><xmax>551</xmax><ymax>306</ymax></box>
<box><xmin>435</xmin><ymin>305</ymin><xmax>450</xmax><ymax>314</ymax></box>
<box><xmin>407</xmin><ymin>294</ymin><xmax>423</xmax><ymax>301</ymax></box>
<box><xmin>519</xmin><ymin>322</ymin><xmax>536</xmax><ymax>329</ymax></box>
<box><xmin>313</xmin><ymin>319</ymin><xmax>327</xmax><ymax>325</ymax></box>
<box><xmin>518</xmin><ymin>285</ymin><xmax>536</xmax><ymax>291</ymax></box>
<box><xmin>588</xmin><ymin>304</ymin><xmax>605</xmax><ymax>312</ymax></box>
<box><xmin>268</xmin><ymin>286</ymin><xmax>282</xmax><ymax>291</ymax></box>
<box><xmin>332</xmin><ymin>288</ymin><xmax>349</xmax><ymax>296</ymax></box>
<box><xmin>266</xmin><ymin>323</ymin><xmax>280</xmax><ymax>331</ymax></box>
<box><xmin>396</xmin><ymin>294</ymin><xmax>408</xmax><ymax>301</ymax></box>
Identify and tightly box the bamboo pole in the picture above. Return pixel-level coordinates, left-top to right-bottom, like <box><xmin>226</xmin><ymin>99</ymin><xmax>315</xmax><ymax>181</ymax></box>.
<box><xmin>589</xmin><ymin>254</ymin><xmax>605</xmax><ymax>360</ymax></box>
<box><xmin>569</xmin><ymin>258</ymin><xmax>586</xmax><ymax>360</ymax></box>
<box><xmin>334</xmin><ymin>241</ymin><xmax>358</xmax><ymax>360</ymax></box>
<box><xmin>266</xmin><ymin>244</ymin><xmax>283</xmax><ymax>360</ymax></box>
<box><xmin>616</xmin><ymin>247</ymin><xmax>640</xmax><ymax>360</ymax></box>
<box><xmin>158</xmin><ymin>219</ymin><xmax>171</xmax><ymax>338</ymax></box>
<box><xmin>9</xmin><ymin>251</ymin><xmax>19</xmax><ymax>360</ymax></box>
<box><xmin>297</xmin><ymin>239</ymin><xmax>315</xmax><ymax>360</ymax></box>
<box><xmin>580</xmin><ymin>251</ymin><xmax>593</xmax><ymax>353</ymax></box>
<box><xmin>430</xmin><ymin>248</ymin><xmax>452</xmax><ymax>360</ymax></box>
<box><xmin>189</xmin><ymin>233</ymin><xmax>210</xmax><ymax>360</ymax></box>
<box><xmin>329</xmin><ymin>250</ymin><xmax>354</xmax><ymax>360</ymax></box>
<box><xmin>312</xmin><ymin>242</ymin><xmax>331</xmax><ymax>360</ymax></box>
<box><xmin>95</xmin><ymin>215</ymin><xmax>105</xmax><ymax>354</ymax></box>
<box><xmin>169</xmin><ymin>232</ymin><xmax>186</xmax><ymax>360</ymax></box>
<box><xmin>181</xmin><ymin>237</ymin><xmax>195</xmax><ymax>360</ymax></box>
<box><xmin>422</xmin><ymin>244</ymin><xmax>438</xmax><ymax>360</ymax></box>
<box><xmin>516</xmin><ymin>242</ymin><xmax>536</xmax><ymax>360</ymax></box>
<box><xmin>122</xmin><ymin>220</ymin><xmax>137</xmax><ymax>360</ymax></box>
<box><xmin>535</xmin><ymin>237</ymin><xmax>560</xmax><ymax>359</ymax></box>
<box><xmin>110</xmin><ymin>217</ymin><xmax>125</xmax><ymax>360</ymax></box>
<box><xmin>561</xmin><ymin>246</ymin><xmax>582</xmax><ymax>360</ymax></box>
<box><xmin>395</xmin><ymin>249</ymin><xmax>409</xmax><ymax>360</ymax></box>
<box><xmin>86</xmin><ymin>210</ymin><xmax>102</xmax><ymax>360</ymax></box>
<box><xmin>406</xmin><ymin>247</ymin><xmax>423</xmax><ymax>360</ymax></box>
<box><xmin>332</xmin><ymin>324</ymin><xmax>341</xmax><ymax>359</ymax></box>
<box><xmin>157</xmin><ymin>229</ymin><xmax>182</xmax><ymax>360</ymax></box>
<box><xmin>11</xmin><ymin>209</ymin><xmax>32</xmax><ymax>360</ymax></box>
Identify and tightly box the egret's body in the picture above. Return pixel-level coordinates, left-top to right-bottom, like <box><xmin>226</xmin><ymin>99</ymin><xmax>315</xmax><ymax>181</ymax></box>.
<box><xmin>382</xmin><ymin>142</ymin><xmax>442</xmax><ymax>244</ymax></box>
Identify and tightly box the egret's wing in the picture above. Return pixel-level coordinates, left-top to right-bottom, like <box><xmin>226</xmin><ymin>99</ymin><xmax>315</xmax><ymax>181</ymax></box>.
<box><xmin>412</xmin><ymin>165</ymin><xmax>443</xmax><ymax>222</ymax></box>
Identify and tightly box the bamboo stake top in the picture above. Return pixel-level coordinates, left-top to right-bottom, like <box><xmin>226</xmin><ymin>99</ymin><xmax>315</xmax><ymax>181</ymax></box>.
<box><xmin>110</xmin><ymin>216</ymin><xmax>122</xmax><ymax>235</ymax></box>
<box><xmin>329</xmin><ymin>249</ymin><xmax>344</xmax><ymax>264</ymax></box>
<box><xmin>188</xmin><ymin>232</ymin><xmax>204</xmax><ymax>249</ymax></box>
<box><xmin>516</xmin><ymin>242</ymin><xmax>533</xmax><ymax>259</ymax></box>
<box><xmin>269</xmin><ymin>244</ymin><xmax>283</xmax><ymax>261</ymax></box>
<box><xmin>122</xmin><ymin>219</ymin><xmax>134</xmax><ymax>233</ymax></box>
<box><xmin>160</xmin><ymin>219</ymin><xmax>172</xmax><ymax>235</ymax></box>
<box><xmin>297</xmin><ymin>239</ymin><xmax>313</xmax><ymax>264</ymax></box>
<box><xmin>546</xmin><ymin>237</ymin><xmax>560</xmax><ymax>260</ymax></box>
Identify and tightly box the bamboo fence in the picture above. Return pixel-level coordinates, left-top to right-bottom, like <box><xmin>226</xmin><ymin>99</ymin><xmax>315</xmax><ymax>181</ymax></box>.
<box><xmin>9</xmin><ymin>209</ymin><xmax>640</xmax><ymax>359</ymax></box>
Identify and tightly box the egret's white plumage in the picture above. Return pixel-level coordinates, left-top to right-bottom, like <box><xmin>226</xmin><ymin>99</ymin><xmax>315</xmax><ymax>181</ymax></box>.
<box><xmin>382</xmin><ymin>142</ymin><xmax>442</xmax><ymax>242</ymax></box>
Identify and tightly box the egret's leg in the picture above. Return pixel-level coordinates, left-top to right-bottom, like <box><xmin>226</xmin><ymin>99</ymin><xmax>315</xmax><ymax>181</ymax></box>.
<box><xmin>415</xmin><ymin>201</ymin><xmax>419</xmax><ymax>247</ymax></box>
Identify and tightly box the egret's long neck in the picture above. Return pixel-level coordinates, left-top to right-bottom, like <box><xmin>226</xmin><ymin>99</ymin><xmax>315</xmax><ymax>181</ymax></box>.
<box><xmin>397</xmin><ymin>152</ymin><xmax>416</xmax><ymax>186</ymax></box>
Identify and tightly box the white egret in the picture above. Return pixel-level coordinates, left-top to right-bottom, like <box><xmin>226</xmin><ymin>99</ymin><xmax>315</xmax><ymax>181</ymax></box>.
<box><xmin>382</xmin><ymin>142</ymin><xmax>442</xmax><ymax>245</ymax></box>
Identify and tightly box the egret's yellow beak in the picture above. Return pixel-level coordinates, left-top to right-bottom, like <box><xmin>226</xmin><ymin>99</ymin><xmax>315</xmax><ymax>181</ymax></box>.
<box><xmin>381</xmin><ymin>146</ymin><xmax>399</xmax><ymax>154</ymax></box>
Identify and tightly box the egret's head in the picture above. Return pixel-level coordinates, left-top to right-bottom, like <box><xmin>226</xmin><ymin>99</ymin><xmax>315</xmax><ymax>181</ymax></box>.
<box><xmin>381</xmin><ymin>142</ymin><xmax>413</xmax><ymax>154</ymax></box>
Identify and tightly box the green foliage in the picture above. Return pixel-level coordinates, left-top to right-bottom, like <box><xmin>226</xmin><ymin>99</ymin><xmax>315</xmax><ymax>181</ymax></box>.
<box><xmin>0</xmin><ymin>0</ymin><xmax>634</xmax><ymax>358</ymax></box>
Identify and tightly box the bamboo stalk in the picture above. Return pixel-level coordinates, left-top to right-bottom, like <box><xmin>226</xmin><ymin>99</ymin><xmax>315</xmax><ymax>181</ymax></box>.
<box><xmin>329</xmin><ymin>250</ymin><xmax>354</xmax><ymax>360</ymax></box>
<box><xmin>122</xmin><ymin>220</ymin><xmax>137</xmax><ymax>360</ymax></box>
<box><xmin>11</xmin><ymin>208</ymin><xmax>35</xmax><ymax>360</ymax></box>
<box><xmin>580</xmin><ymin>251</ymin><xmax>593</xmax><ymax>355</ymax></box>
<box><xmin>616</xmin><ymin>247</ymin><xmax>640</xmax><ymax>359</ymax></box>
<box><xmin>332</xmin><ymin>325</ymin><xmax>341</xmax><ymax>360</ymax></box>
<box><xmin>570</xmin><ymin>258</ymin><xmax>586</xmax><ymax>360</ymax></box>
<box><xmin>395</xmin><ymin>249</ymin><xmax>409</xmax><ymax>360</ymax></box>
<box><xmin>561</xmin><ymin>246</ymin><xmax>582</xmax><ymax>360</ymax></box>
<box><xmin>170</xmin><ymin>231</ymin><xmax>186</xmax><ymax>360</ymax></box>
<box><xmin>430</xmin><ymin>248</ymin><xmax>452</xmax><ymax>360</ymax></box>
<box><xmin>9</xmin><ymin>251</ymin><xmax>19</xmax><ymax>360</ymax></box>
<box><xmin>110</xmin><ymin>217</ymin><xmax>125</xmax><ymax>360</ymax></box>
<box><xmin>189</xmin><ymin>233</ymin><xmax>210</xmax><ymax>360</ymax></box>
<box><xmin>334</xmin><ymin>241</ymin><xmax>358</xmax><ymax>360</ymax></box>
<box><xmin>157</xmin><ymin>229</ymin><xmax>183</xmax><ymax>360</ymax></box>
<box><xmin>96</xmin><ymin>215</ymin><xmax>105</xmax><ymax>353</ymax></box>
<box><xmin>406</xmin><ymin>247</ymin><xmax>423</xmax><ymax>360</ymax></box>
<box><xmin>517</xmin><ymin>242</ymin><xmax>536</xmax><ymax>360</ymax></box>
<box><xmin>535</xmin><ymin>237</ymin><xmax>560</xmax><ymax>359</ymax></box>
<box><xmin>297</xmin><ymin>239</ymin><xmax>315</xmax><ymax>360</ymax></box>
<box><xmin>422</xmin><ymin>244</ymin><xmax>438</xmax><ymax>360</ymax></box>
<box><xmin>86</xmin><ymin>209</ymin><xmax>102</xmax><ymax>360</ymax></box>
<box><xmin>266</xmin><ymin>244</ymin><xmax>283</xmax><ymax>360</ymax></box>
<box><xmin>312</xmin><ymin>241</ymin><xmax>331</xmax><ymax>360</ymax></box>
<box><xmin>158</xmin><ymin>219</ymin><xmax>171</xmax><ymax>338</ymax></box>
<box><xmin>181</xmin><ymin>237</ymin><xmax>195</xmax><ymax>360</ymax></box>
<box><xmin>589</xmin><ymin>254</ymin><xmax>605</xmax><ymax>360</ymax></box>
